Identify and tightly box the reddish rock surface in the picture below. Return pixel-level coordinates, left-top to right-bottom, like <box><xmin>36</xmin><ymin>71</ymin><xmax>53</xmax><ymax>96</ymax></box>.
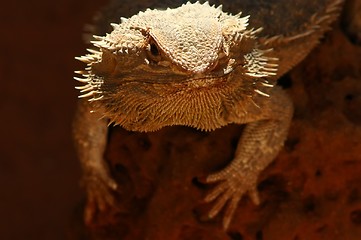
<box><xmin>1</xmin><ymin>0</ymin><xmax>361</xmax><ymax>240</ymax></box>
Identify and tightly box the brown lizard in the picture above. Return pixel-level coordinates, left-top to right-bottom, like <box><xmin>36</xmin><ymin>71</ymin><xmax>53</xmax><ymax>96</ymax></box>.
<box><xmin>73</xmin><ymin>0</ymin><xmax>344</xmax><ymax>230</ymax></box>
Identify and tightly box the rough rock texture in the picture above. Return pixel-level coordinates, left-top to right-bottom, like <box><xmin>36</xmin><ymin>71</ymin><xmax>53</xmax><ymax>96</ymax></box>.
<box><xmin>71</xmin><ymin>1</ymin><xmax>361</xmax><ymax>240</ymax></box>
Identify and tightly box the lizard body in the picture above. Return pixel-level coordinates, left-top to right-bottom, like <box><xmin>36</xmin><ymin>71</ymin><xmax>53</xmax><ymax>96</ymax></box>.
<box><xmin>73</xmin><ymin>0</ymin><xmax>344</xmax><ymax>230</ymax></box>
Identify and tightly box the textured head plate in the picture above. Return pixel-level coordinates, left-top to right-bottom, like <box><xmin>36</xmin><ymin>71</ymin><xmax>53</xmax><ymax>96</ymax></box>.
<box><xmin>149</xmin><ymin>18</ymin><xmax>222</xmax><ymax>73</ymax></box>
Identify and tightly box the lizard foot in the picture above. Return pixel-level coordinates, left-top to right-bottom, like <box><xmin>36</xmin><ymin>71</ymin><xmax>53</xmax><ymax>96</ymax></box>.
<box><xmin>82</xmin><ymin>165</ymin><xmax>118</xmax><ymax>225</ymax></box>
<box><xmin>204</xmin><ymin>168</ymin><xmax>260</xmax><ymax>229</ymax></box>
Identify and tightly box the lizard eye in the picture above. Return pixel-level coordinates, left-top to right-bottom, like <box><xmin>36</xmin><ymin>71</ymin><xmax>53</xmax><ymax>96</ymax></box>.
<box><xmin>146</xmin><ymin>40</ymin><xmax>162</xmax><ymax>63</ymax></box>
<box><xmin>149</xmin><ymin>43</ymin><xmax>160</xmax><ymax>56</ymax></box>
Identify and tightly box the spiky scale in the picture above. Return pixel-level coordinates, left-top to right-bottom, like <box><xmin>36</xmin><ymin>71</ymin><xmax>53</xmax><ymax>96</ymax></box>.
<box><xmin>78</xmin><ymin>91</ymin><xmax>95</xmax><ymax>98</ymax></box>
<box><xmin>75</xmin><ymin>56</ymin><xmax>91</xmax><ymax>63</ymax></box>
<box><xmin>86</xmin><ymin>48</ymin><xmax>100</xmax><ymax>54</ymax></box>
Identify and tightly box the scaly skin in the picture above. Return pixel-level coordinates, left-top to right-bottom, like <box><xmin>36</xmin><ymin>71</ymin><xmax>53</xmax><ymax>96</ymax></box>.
<box><xmin>73</xmin><ymin>0</ymin><xmax>344</xmax><ymax>230</ymax></box>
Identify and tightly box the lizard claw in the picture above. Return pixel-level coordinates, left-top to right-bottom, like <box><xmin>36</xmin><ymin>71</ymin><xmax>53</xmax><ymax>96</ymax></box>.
<box><xmin>204</xmin><ymin>168</ymin><xmax>260</xmax><ymax>229</ymax></box>
<box><xmin>82</xmin><ymin>165</ymin><xmax>118</xmax><ymax>225</ymax></box>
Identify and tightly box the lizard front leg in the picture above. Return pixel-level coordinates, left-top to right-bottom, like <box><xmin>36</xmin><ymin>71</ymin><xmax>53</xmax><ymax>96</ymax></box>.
<box><xmin>73</xmin><ymin>100</ymin><xmax>117</xmax><ymax>224</ymax></box>
<box><xmin>205</xmin><ymin>87</ymin><xmax>293</xmax><ymax>229</ymax></box>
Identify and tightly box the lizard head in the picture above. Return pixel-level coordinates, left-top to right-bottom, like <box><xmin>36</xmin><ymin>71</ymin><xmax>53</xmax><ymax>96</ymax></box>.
<box><xmin>75</xmin><ymin>2</ymin><xmax>278</xmax><ymax>131</ymax></box>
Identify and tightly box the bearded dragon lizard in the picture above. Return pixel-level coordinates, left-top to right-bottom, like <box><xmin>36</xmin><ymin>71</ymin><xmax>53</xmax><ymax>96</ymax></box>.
<box><xmin>73</xmin><ymin>0</ymin><xmax>344</xmax><ymax>230</ymax></box>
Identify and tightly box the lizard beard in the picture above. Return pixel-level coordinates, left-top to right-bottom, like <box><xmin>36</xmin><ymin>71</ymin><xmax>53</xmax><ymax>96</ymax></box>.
<box><xmin>93</xmin><ymin>74</ymin><xmax>256</xmax><ymax>132</ymax></box>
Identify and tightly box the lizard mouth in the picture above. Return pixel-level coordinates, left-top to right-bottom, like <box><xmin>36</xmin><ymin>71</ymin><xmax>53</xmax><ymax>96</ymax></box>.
<box><xmin>98</xmin><ymin>59</ymin><xmax>234</xmax><ymax>88</ymax></box>
<box><xmin>173</xmin><ymin>74</ymin><xmax>231</xmax><ymax>88</ymax></box>
<box><xmin>125</xmin><ymin>70</ymin><xmax>230</xmax><ymax>84</ymax></box>
<box><xmin>117</xmin><ymin>55</ymin><xmax>237</xmax><ymax>87</ymax></box>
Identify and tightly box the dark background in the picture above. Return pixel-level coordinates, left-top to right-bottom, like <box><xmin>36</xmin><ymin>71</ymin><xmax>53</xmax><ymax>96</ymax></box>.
<box><xmin>0</xmin><ymin>0</ymin><xmax>109</xmax><ymax>239</ymax></box>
